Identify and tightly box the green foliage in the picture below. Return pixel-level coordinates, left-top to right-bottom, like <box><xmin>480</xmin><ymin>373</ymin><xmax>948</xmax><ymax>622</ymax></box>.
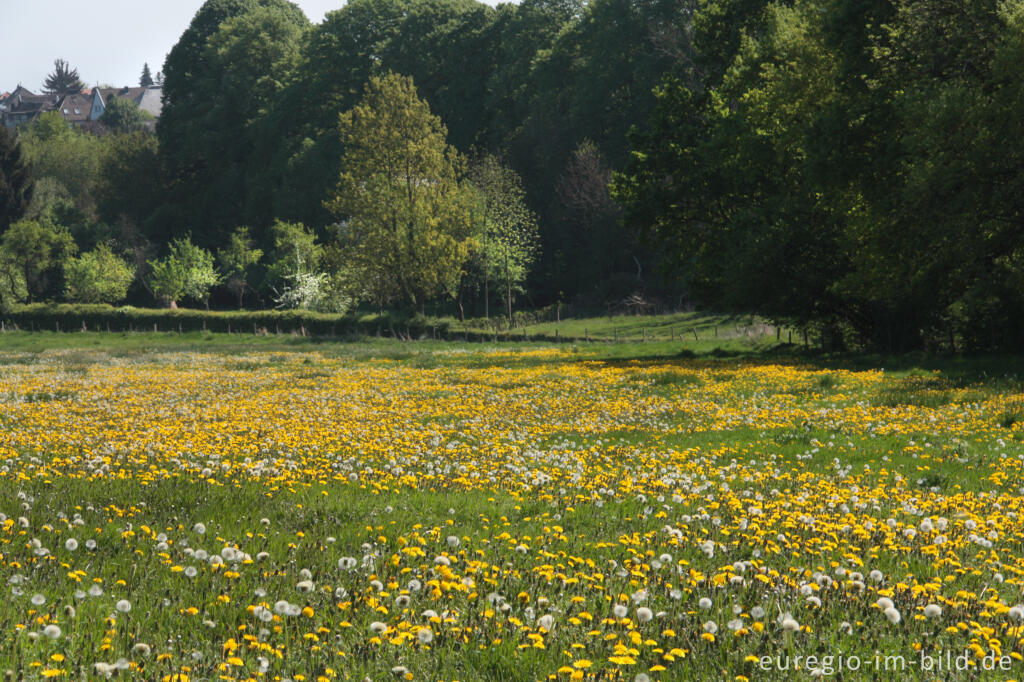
<box><xmin>140</xmin><ymin>63</ymin><xmax>154</xmax><ymax>87</ymax></box>
<box><xmin>18</xmin><ymin>112</ymin><xmax>103</xmax><ymax>221</ymax></box>
<box><xmin>0</xmin><ymin>125</ymin><xmax>32</xmax><ymax>232</ymax></box>
<box><xmin>327</xmin><ymin>73</ymin><xmax>477</xmax><ymax>310</ymax></box>
<box><xmin>0</xmin><ymin>218</ymin><xmax>76</xmax><ymax>303</ymax></box>
<box><xmin>0</xmin><ymin>302</ymin><xmax>451</xmax><ymax>338</ymax></box>
<box><xmin>157</xmin><ymin>0</ymin><xmax>310</xmax><ymax>245</ymax></box>
<box><xmin>95</xmin><ymin>131</ymin><xmax>162</xmax><ymax>232</ymax></box>
<box><xmin>264</xmin><ymin>219</ymin><xmax>321</xmax><ymax>292</ymax></box>
<box><xmin>100</xmin><ymin>97</ymin><xmax>153</xmax><ymax>133</ymax></box>
<box><xmin>615</xmin><ymin>0</ymin><xmax>1024</xmax><ymax>351</ymax></box>
<box><xmin>146</xmin><ymin>238</ymin><xmax>220</xmax><ymax>307</ymax></box>
<box><xmin>218</xmin><ymin>227</ymin><xmax>263</xmax><ymax>307</ymax></box>
<box><xmin>467</xmin><ymin>155</ymin><xmax>538</xmax><ymax>322</ymax></box>
<box><xmin>42</xmin><ymin>58</ymin><xmax>85</xmax><ymax>93</ymax></box>
<box><xmin>64</xmin><ymin>245</ymin><xmax>135</xmax><ymax>304</ymax></box>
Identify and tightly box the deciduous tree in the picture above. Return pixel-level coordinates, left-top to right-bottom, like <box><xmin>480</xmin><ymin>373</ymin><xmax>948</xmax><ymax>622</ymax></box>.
<box><xmin>218</xmin><ymin>226</ymin><xmax>263</xmax><ymax>308</ymax></box>
<box><xmin>0</xmin><ymin>125</ymin><xmax>32</xmax><ymax>233</ymax></box>
<box><xmin>64</xmin><ymin>245</ymin><xmax>135</xmax><ymax>303</ymax></box>
<box><xmin>326</xmin><ymin>73</ymin><xmax>477</xmax><ymax>312</ymax></box>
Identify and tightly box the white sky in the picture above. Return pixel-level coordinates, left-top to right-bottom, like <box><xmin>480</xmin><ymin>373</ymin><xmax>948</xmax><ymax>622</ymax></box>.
<box><xmin>0</xmin><ymin>0</ymin><xmax>384</xmax><ymax>93</ymax></box>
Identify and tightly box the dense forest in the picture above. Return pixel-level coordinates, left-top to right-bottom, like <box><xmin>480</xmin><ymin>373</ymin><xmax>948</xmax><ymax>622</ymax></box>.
<box><xmin>1</xmin><ymin>0</ymin><xmax>1023</xmax><ymax>351</ymax></box>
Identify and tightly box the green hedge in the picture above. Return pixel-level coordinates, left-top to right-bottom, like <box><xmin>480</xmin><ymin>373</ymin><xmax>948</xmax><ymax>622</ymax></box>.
<box><xmin>0</xmin><ymin>304</ymin><xmax>593</xmax><ymax>344</ymax></box>
<box><xmin>0</xmin><ymin>304</ymin><xmax>456</xmax><ymax>339</ymax></box>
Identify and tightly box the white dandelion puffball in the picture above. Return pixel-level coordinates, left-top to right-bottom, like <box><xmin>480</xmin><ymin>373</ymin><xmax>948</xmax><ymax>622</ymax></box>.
<box><xmin>65</xmin><ymin>538</ymin><xmax>78</xmax><ymax>551</ymax></box>
<box><xmin>370</xmin><ymin>621</ymin><xmax>387</xmax><ymax>634</ymax></box>
<box><xmin>417</xmin><ymin>628</ymin><xmax>434</xmax><ymax>644</ymax></box>
<box><xmin>31</xmin><ymin>593</ymin><xmax>46</xmax><ymax>606</ymax></box>
<box><xmin>924</xmin><ymin>604</ymin><xmax>942</xmax><ymax>619</ymax></box>
<box><xmin>698</xmin><ymin>597</ymin><xmax>713</xmax><ymax>610</ymax></box>
<box><xmin>884</xmin><ymin>606</ymin><xmax>901</xmax><ymax>624</ymax></box>
<box><xmin>781</xmin><ymin>617</ymin><xmax>800</xmax><ymax>632</ymax></box>
<box><xmin>193</xmin><ymin>523</ymin><xmax>206</xmax><ymax>535</ymax></box>
<box><xmin>43</xmin><ymin>624</ymin><xmax>62</xmax><ymax>639</ymax></box>
<box><xmin>612</xmin><ymin>604</ymin><xmax>628</xmax><ymax>619</ymax></box>
<box><xmin>636</xmin><ymin>607</ymin><xmax>653</xmax><ymax>624</ymax></box>
<box><xmin>537</xmin><ymin>614</ymin><xmax>555</xmax><ymax>631</ymax></box>
<box><xmin>116</xmin><ymin>599</ymin><xmax>132</xmax><ymax>613</ymax></box>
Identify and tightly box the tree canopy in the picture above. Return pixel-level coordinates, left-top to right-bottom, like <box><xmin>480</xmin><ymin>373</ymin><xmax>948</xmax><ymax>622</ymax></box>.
<box><xmin>42</xmin><ymin>59</ymin><xmax>85</xmax><ymax>94</ymax></box>
<box><xmin>327</xmin><ymin>73</ymin><xmax>477</xmax><ymax>310</ymax></box>
<box><xmin>0</xmin><ymin>126</ymin><xmax>33</xmax><ymax>233</ymax></box>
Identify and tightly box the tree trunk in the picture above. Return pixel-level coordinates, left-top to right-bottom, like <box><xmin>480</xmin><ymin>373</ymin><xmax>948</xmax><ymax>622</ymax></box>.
<box><xmin>505</xmin><ymin>250</ymin><xmax>513</xmax><ymax>327</ymax></box>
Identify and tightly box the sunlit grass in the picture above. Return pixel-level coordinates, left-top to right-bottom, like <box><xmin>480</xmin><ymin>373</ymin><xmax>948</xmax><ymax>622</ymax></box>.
<box><xmin>1</xmin><ymin>340</ymin><xmax>1024</xmax><ymax>679</ymax></box>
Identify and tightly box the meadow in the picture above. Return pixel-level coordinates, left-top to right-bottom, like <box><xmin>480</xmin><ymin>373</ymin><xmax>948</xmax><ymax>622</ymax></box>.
<box><xmin>1</xmin><ymin>334</ymin><xmax>1024</xmax><ymax>680</ymax></box>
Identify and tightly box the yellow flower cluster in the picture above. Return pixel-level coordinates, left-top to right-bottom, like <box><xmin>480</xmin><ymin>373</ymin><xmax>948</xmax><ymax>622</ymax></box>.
<box><xmin>1</xmin><ymin>348</ymin><xmax>1023</xmax><ymax>680</ymax></box>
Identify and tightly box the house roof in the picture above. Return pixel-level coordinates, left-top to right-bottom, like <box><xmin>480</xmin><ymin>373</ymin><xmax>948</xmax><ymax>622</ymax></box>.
<box><xmin>96</xmin><ymin>86</ymin><xmax>163</xmax><ymax>118</ymax></box>
<box><xmin>55</xmin><ymin>93</ymin><xmax>93</xmax><ymax>122</ymax></box>
<box><xmin>6</xmin><ymin>92</ymin><xmax>58</xmax><ymax>114</ymax></box>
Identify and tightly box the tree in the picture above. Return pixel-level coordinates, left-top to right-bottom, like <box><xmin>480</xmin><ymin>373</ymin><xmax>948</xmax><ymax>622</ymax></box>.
<box><xmin>64</xmin><ymin>245</ymin><xmax>135</xmax><ymax>303</ymax></box>
<box><xmin>0</xmin><ymin>125</ymin><xmax>32</xmax><ymax>233</ymax></box>
<box><xmin>18</xmin><ymin>112</ymin><xmax>103</xmax><ymax>221</ymax></box>
<box><xmin>326</xmin><ymin>73</ymin><xmax>477</xmax><ymax>312</ymax></box>
<box><xmin>263</xmin><ymin>219</ymin><xmax>321</xmax><ymax>291</ymax></box>
<box><xmin>140</xmin><ymin>63</ymin><xmax>155</xmax><ymax>87</ymax></box>
<box><xmin>100</xmin><ymin>97</ymin><xmax>153</xmax><ymax>133</ymax></box>
<box><xmin>42</xmin><ymin>59</ymin><xmax>85</xmax><ymax>94</ymax></box>
<box><xmin>157</xmin><ymin>0</ymin><xmax>309</xmax><ymax>246</ymax></box>
<box><xmin>146</xmin><ymin>237</ymin><xmax>220</xmax><ymax>308</ymax></box>
<box><xmin>95</xmin><ymin>132</ymin><xmax>163</xmax><ymax>231</ymax></box>
<box><xmin>0</xmin><ymin>218</ymin><xmax>76</xmax><ymax>303</ymax></box>
<box><xmin>218</xmin><ymin>226</ymin><xmax>263</xmax><ymax>307</ymax></box>
<box><xmin>468</xmin><ymin>155</ymin><xmax>539</xmax><ymax>324</ymax></box>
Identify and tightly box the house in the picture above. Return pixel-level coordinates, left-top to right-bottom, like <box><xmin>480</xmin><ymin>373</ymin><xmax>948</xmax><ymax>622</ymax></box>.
<box><xmin>1</xmin><ymin>84</ymin><xmax>162</xmax><ymax>129</ymax></box>
<box><xmin>91</xmin><ymin>86</ymin><xmax>163</xmax><ymax>121</ymax></box>
<box><xmin>1</xmin><ymin>85</ymin><xmax>60</xmax><ymax>128</ymax></box>
<box><xmin>55</xmin><ymin>92</ymin><xmax>93</xmax><ymax>125</ymax></box>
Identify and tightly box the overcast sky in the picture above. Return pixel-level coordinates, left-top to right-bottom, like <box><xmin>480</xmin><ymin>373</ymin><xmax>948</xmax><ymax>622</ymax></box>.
<box><xmin>0</xmin><ymin>1</ymin><xmax>374</xmax><ymax>93</ymax></box>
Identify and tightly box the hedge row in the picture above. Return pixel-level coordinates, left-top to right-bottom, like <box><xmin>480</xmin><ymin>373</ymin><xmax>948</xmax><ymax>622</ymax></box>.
<box><xmin>0</xmin><ymin>304</ymin><xmax>578</xmax><ymax>343</ymax></box>
<box><xmin>0</xmin><ymin>304</ymin><xmax>456</xmax><ymax>339</ymax></box>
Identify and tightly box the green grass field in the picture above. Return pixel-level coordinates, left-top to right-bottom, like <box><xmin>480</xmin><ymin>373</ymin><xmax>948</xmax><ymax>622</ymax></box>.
<box><xmin>1</xmin><ymin>328</ymin><xmax>1024</xmax><ymax>680</ymax></box>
